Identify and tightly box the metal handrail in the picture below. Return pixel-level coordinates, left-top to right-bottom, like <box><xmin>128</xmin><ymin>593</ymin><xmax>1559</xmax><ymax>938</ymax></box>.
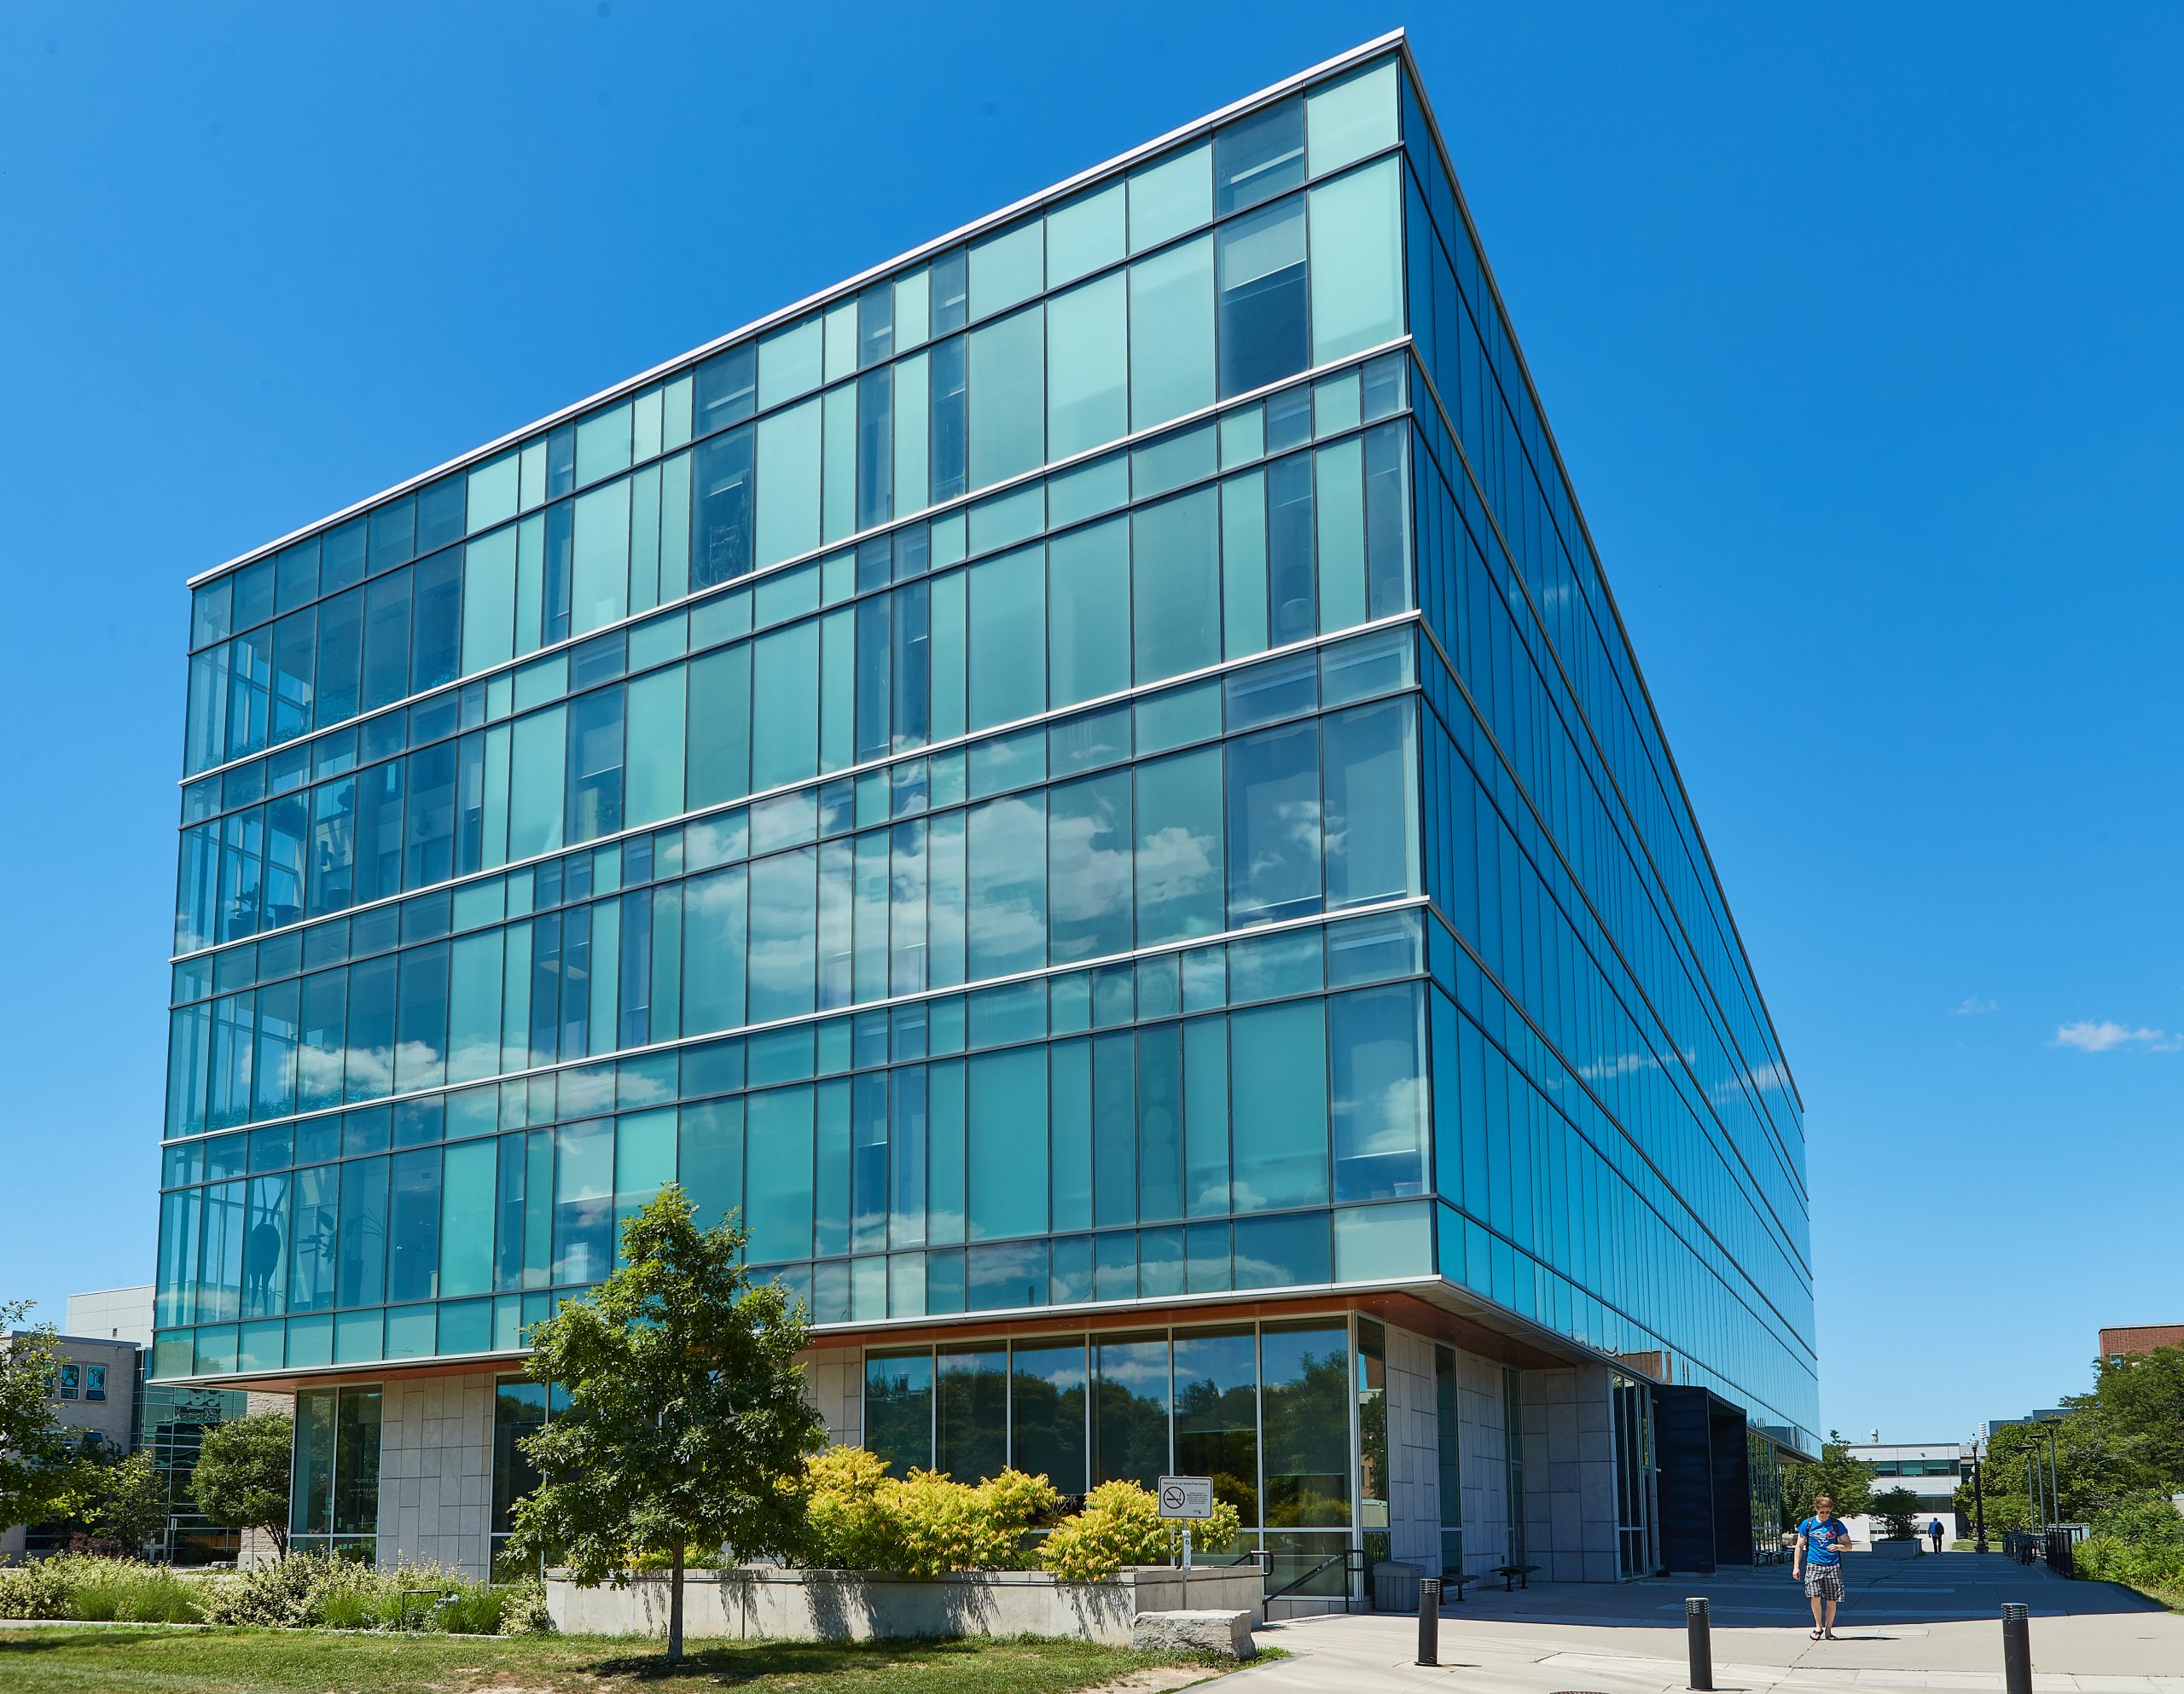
<box><xmin>1263</xmin><ymin>1546</ymin><xmax>1368</xmax><ymax>1604</ymax></box>
<box><xmin>2001</xmin><ymin>1528</ymin><xmax>2078</xmax><ymax>1575</ymax></box>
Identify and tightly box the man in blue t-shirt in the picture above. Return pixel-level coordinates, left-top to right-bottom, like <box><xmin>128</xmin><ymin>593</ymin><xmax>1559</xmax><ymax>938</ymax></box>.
<box><xmin>1793</xmin><ymin>1494</ymin><xmax>1856</xmax><ymax>1639</ymax></box>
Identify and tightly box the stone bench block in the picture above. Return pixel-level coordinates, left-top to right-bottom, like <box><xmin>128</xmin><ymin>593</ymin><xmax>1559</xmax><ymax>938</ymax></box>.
<box><xmin>1131</xmin><ymin>1609</ymin><xmax>1256</xmax><ymax>1659</ymax></box>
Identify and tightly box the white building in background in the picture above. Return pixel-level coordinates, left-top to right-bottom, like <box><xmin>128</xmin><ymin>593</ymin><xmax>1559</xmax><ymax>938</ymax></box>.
<box><xmin>2</xmin><ymin>1288</ymin><xmax>263</xmax><ymax>1566</ymax></box>
<box><xmin>0</xmin><ymin>1328</ymin><xmax>142</xmax><ymax>1563</ymax></box>
<box><xmin>65</xmin><ymin>1285</ymin><xmax>155</xmax><ymax>1349</ymax></box>
<box><xmin>1842</xmin><ymin>1440</ymin><xmax>1967</xmax><ymax>1545</ymax></box>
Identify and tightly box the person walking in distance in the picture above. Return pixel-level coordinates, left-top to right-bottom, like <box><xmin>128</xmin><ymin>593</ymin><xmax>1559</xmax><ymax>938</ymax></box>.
<box><xmin>1929</xmin><ymin>1517</ymin><xmax>1945</xmax><ymax>1555</ymax></box>
<box><xmin>1794</xmin><ymin>1494</ymin><xmax>1856</xmax><ymax>1640</ymax></box>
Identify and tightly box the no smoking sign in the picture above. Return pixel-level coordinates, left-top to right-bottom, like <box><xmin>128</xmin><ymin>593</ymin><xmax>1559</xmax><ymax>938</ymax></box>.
<box><xmin>1157</xmin><ymin>1475</ymin><xmax>1215</xmax><ymax>1519</ymax></box>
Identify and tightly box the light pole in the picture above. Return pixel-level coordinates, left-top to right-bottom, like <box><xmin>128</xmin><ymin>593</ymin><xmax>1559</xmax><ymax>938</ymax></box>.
<box><xmin>1968</xmin><ymin>1440</ymin><xmax>1988</xmax><ymax>1555</ymax></box>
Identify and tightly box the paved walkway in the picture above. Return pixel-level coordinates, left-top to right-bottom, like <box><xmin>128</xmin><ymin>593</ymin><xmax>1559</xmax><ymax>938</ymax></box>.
<box><xmin>1229</xmin><ymin>1553</ymin><xmax>2182</xmax><ymax>1694</ymax></box>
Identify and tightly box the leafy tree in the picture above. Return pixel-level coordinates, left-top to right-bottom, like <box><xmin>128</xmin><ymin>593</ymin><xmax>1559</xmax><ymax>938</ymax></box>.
<box><xmin>193</xmin><ymin>1413</ymin><xmax>294</xmax><ymax>1556</ymax></box>
<box><xmin>45</xmin><ymin>1430</ymin><xmax>122</xmax><ymax>1525</ymax></box>
<box><xmin>0</xmin><ymin>1302</ymin><xmax>95</xmax><ymax>1532</ymax></box>
<box><xmin>2087</xmin><ymin>1347</ymin><xmax>2184</xmax><ymax>1493</ymax></box>
<box><xmin>1781</xmin><ymin>1441</ymin><xmax>1875</xmax><ymax>1524</ymax></box>
<box><xmin>2090</xmin><ymin>1491</ymin><xmax>2184</xmax><ymax>1549</ymax></box>
<box><xmin>1869</xmin><ymin>1486</ymin><xmax>1920</xmax><ymax>1541</ymax></box>
<box><xmin>23</xmin><ymin>1430</ymin><xmax>137</xmax><ymax>1555</ymax></box>
<box><xmin>1959</xmin><ymin>1418</ymin><xmax>2074</xmax><ymax>1534</ymax></box>
<box><xmin>1953</xmin><ymin>1349</ymin><xmax>2184</xmax><ymax>1535</ymax></box>
<box><xmin>507</xmin><ymin>1187</ymin><xmax>826</xmax><ymax>1665</ymax></box>
<box><xmin>92</xmin><ymin>1450</ymin><xmax>171</xmax><ymax>1554</ymax></box>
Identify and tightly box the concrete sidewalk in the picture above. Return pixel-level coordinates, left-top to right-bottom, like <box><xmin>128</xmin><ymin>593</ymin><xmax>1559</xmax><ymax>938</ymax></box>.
<box><xmin>1227</xmin><ymin>1553</ymin><xmax>2183</xmax><ymax>1693</ymax></box>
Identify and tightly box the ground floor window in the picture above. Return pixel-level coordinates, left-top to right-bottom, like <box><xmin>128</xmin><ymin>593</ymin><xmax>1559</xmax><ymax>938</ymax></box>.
<box><xmin>865</xmin><ymin>1316</ymin><xmax>1355</xmax><ymax>1593</ymax></box>
<box><xmin>1746</xmin><ymin>1428</ymin><xmax>1784</xmax><ymax>1564</ymax></box>
<box><xmin>1356</xmin><ymin>1319</ymin><xmax>1388</xmax><ymax>1568</ymax></box>
<box><xmin>1501</xmin><ymin>1367</ymin><xmax>1525</xmax><ymax>1566</ymax></box>
<box><xmin>289</xmin><ymin>1384</ymin><xmax>380</xmax><ymax>1559</ymax></box>
<box><xmin>490</xmin><ymin>1375</ymin><xmax>571</xmax><ymax>1580</ymax></box>
<box><xmin>1612</xmin><ymin>1372</ymin><xmax>1657</xmax><ymax>1577</ymax></box>
<box><xmin>1432</xmin><ymin>1345</ymin><xmax>1462</xmax><ymax>1575</ymax></box>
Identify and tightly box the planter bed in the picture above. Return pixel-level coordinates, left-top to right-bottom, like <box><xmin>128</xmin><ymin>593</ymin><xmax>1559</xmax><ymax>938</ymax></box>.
<box><xmin>544</xmin><ymin>1564</ymin><xmax>1264</xmax><ymax>1645</ymax></box>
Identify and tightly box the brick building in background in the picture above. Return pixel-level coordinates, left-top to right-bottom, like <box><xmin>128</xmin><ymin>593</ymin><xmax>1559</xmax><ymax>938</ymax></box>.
<box><xmin>2099</xmin><ymin>1325</ymin><xmax>2184</xmax><ymax>1363</ymax></box>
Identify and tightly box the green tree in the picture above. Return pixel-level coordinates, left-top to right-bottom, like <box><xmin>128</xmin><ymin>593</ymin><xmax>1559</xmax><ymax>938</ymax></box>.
<box><xmin>1781</xmin><ymin>1440</ymin><xmax>1876</xmax><ymax>1524</ymax></box>
<box><xmin>0</xmin><ymin>1302</ymin><xmax>93</xmax><ymax>1532</ymax></box>
<box><xmin>2087</xmin><ymin>1347</ymin><xmax>2184</xmax><ymax>1493</ymax></box>
<box><xmin>1869</xmin><ymin>1486</ymin><xmax>1920</xmax><ymax>1541</ymax></box>
<box><xmin>193</xmin><ymin>1413</ymin><xmax>294</xmax><ymax>1556</ymax></box>
<box><xmin>1954</xmin><ymin>1348</ymin><xmax>2184</xmax><ymax>1539</ymax></box>
<box><xmin>507</xmin><ymin>1187</ymin><xmax>826</xmax><ymax>1665</ymax></box>
<box><xmin>94</xmin><ymin>1450</ymin><xmax>171</xmax><ymax>1554</ymax></box>
<box><xmin>1966</xmin><ymin>1402</ymin><xmax>2177</xmax><ymax>1534</ymax></box>
<box><xmin>1960</xmin><ymin>1420</ymin><xmax>2065</xmax><ymax>1534</ymax></box>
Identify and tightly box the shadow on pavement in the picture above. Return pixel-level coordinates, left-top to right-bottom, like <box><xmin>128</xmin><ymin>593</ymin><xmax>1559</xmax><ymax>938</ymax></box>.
<box><xmin>1427</xmin><ymin>1553</ymin><xmax>2164</xmax><ymax>1630</ymax></box>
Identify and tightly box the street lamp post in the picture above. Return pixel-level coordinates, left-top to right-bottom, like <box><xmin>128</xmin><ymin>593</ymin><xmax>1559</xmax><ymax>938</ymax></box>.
<box><xmin>1969</xmin><ymin>1442</ymin><xmax>1988</xmax><ymax>1555</ymax></box>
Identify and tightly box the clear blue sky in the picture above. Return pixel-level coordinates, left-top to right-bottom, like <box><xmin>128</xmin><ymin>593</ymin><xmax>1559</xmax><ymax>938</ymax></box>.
<box><xmin>3</xmin><ymin>3</ymin><xmax>2177</xmax><ymax>1447</ymax></box>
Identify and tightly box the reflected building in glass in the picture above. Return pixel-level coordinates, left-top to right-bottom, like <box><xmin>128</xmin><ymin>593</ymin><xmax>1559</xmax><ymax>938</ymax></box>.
<box><xmin>153</xmin><ymin>32</ymin><xmax>1816</xmax><ymax>1589</ymax></box>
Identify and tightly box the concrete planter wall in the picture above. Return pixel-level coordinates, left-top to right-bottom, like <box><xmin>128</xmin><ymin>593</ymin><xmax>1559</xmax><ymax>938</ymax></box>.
<box><xmin>543</xmin><ymin>1564</ymin><xmax>1264</xmax><ymax>1645</ymax></box>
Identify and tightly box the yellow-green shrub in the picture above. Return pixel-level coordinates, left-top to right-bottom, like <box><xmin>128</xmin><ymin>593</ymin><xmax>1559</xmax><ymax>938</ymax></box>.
<box><xmin>802</xmin><ymin>1444</ymin><xmax>897</xmax><ymax>1570</ymax></box>
<box><xmin>799</xmin><ymin>1445</ymin><xmax>1060</xmax><ymax>1577</ymax></box>
<box><xmin>1037</xmin><ymin>1480</ymin><xmax>1244</xmax><ymax>1581</ymax></box>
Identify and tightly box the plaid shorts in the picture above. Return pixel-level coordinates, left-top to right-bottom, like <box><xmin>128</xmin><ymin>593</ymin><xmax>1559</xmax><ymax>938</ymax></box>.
<box><xmin>1803</xmin><ymin>1563</ymin><xmax>1844</xmax><ymax>1600</ymax></box>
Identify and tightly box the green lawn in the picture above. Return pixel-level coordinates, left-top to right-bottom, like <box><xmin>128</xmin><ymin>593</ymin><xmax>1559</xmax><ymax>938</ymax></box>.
<box><xmin>0</xmin><ymin>1627</ymin><xmax>1215</xmax><ymax>1694</ymax></box>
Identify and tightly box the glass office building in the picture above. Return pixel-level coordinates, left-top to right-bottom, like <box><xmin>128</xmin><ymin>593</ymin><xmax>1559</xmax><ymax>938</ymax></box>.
<box><xmin>152</xmin><ymin>33</ymin><xmax>1815</xmax><ymax>1587</ymax></box>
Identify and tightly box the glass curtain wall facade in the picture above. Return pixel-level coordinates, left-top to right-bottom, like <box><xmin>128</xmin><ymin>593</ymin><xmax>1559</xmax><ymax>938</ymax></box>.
<box><xmin>152</xmin><ymin>35</ymin><xmax>1816</xmax><ymax>1567</ymax></box>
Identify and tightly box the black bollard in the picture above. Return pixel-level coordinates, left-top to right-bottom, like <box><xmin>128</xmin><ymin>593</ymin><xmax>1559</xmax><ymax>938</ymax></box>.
<box><xmin>1417</xmin><ymin>1576</ymin><xmax>1443</xmax><ymax>1666</ymax></box>
<box><xmin>2001</xmin><ymin>1604</ymin><xmax>2031</xmax><ymax>1694</ymax></box>
<box><xmin>1686</xmin><ymin>1597</ymin><xmax>1713</xmax><ymax>1691</ymax></box>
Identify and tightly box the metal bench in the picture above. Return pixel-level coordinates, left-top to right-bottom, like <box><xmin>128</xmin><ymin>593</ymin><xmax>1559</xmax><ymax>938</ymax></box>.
<box><xmin>1489</xmin><ymin>1563</ymin><xmax>1541</xmax><ymax>1592</ymax></box>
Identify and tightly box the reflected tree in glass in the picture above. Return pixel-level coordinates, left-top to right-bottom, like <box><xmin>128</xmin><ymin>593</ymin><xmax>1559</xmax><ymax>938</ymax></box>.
<box><xmin>1261</xmin><ymin>1323</ymin><xmax>1349</xmax><ymax>1528</ymax></box>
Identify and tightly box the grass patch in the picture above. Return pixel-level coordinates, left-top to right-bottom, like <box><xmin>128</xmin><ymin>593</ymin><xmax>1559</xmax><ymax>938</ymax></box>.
<box><xmin>0</xmin><ymin>1626</ymin><xmax>1226</xmax><ymax>1694</ymax></box>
